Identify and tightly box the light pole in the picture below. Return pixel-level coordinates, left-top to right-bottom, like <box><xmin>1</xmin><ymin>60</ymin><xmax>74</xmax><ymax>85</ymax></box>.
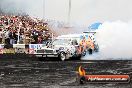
<box><xmin>68</xmin><ymin>0</ymin><xmax>71</xmax><ymax>24</ymax></box>
<box><xmin>43</xmin><ymin>0</ymin><xmax>45</xmax><ymax>20</ymax></box>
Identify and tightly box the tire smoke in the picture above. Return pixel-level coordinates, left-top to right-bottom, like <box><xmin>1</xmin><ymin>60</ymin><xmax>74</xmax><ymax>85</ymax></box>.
<box><xmin>82</xmin><ymin>21</ymin><xmax>132</xmax><ymax>60</ymax></box>
<box><xmin>88</xmin><ymin>21</ymin><xmax>132</xmax><ymax>60</ymax></box>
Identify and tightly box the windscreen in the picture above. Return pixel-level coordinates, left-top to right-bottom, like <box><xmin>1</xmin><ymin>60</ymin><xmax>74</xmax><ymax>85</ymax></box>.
<box><xmin>53</xmin><ymin>39</ymin><xmax>70</xmax><ymax>45</ymax></box>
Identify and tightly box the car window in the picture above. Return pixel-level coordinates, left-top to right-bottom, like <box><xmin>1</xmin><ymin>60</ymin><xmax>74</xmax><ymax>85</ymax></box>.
<box><xmin>53</xmin><ymin>39</ymin><xmax>70</xmax><ymax>45</ymax></box>
<box><xmin>72</xmin><ymin>39</ymin><xmax>78</xmax><ymax>45</ymax></box>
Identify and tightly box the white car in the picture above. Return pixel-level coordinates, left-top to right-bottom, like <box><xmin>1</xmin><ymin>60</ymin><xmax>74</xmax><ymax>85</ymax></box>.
<box><xmin>35</xmin><ymin>36</ymin><xmax>85</xmax><ymax>61</ymax></box>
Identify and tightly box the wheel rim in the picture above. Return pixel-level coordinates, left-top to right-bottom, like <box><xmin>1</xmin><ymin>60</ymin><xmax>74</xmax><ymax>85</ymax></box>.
<box><xmin>82</xmin><ymin>51</ymin><xmax>86</xmax><ymax>56</ymax></box>
<box><xmin>60</xmin><ymin>53</ymin><xmax>66</xmax><ymax>61</ymax></box>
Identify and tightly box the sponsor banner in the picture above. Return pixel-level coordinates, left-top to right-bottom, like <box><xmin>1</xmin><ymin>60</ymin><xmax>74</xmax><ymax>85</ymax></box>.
<box><xmin>0</xmin><ymin>48</ymin><xmax>28</xmax><ymax>54</ymax></box>
<box><xmin>0</xmin><ymin>44</ymin><xmax>4</xmax><ymax>54</ymax></box>
<box><xmin>78</xmin><ymin>66</ymin><xmax>130</xmax><ymax>84</ymax></box>
<box><xmin>13</xmin><ymin>44</ymin><xmax>26</xmax><ymax>48</ymax></box>
<box><xmin>0</xmin><ymin>44</ymin><xmax>4</xmax><ymax>48</ymax></box>
<box><xmin>13</xmin><ymin>44</ymin><xmax>26</xmax><ymax>53</ymax></box>
<box><xmin>29</xmin><ymin>44</ymin><xmax>46</xmax><ymax>54</ymax></box>
<box><xmin>0</xmin><ymin>44</ymin><xmax>46</xmax><ymax>54</ymax></box>
<box><xmin>3</xmin><ymin>48</ymin><xmax>15</xmax><ymax>54</ymax></box>
<box><xmin>29</xmin><ymin>48</ymin><xmax>35</xmax><ymax>54</ymax></box>
<box><xmin>15</xmin><ymin>48</ymin><xmax>25</xmax><ymax>53</ymax></box>
<box><xmin>84</xmin><ymin>75</ymin><xmax>130</xmax><ymax>83</ymax></box>
<box><xmin>29</xmin><ymin>44</ymin><xmax>45</xmax><ymax>49</ymax></box>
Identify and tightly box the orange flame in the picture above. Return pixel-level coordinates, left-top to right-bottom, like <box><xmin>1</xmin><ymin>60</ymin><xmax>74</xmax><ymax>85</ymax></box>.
<box><xmin>78</xmin><ymin>66</ymin><xmax>86</xmax><ymax>76</ymax></box>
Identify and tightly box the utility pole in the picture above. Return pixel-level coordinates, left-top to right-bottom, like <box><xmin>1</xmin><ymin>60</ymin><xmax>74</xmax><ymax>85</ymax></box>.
<box><xmin>43</xmin><ymin>0</ymin><xmax>45</xmax><ymax>20</ymax></box>
<box><xmin>68</xmin><ymin>0</ymin><xmax>71</xmax><ymax>24</ymax></box>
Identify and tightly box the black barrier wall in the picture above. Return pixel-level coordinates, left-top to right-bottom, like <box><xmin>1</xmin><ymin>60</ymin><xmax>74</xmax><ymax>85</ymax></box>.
<box><xmin>0</xmin><ymin>44</ymin><xmax>38</xmax><ymax>60</ymax></box>
<box><xmin>0</xmin><ymin>54</ymin><xmax>37</xmax><ymax>60</ymax></box>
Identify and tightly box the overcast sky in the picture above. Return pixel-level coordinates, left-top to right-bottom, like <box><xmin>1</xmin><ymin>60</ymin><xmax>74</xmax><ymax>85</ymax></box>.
<box><xmin>0</xmin><ymin>0</ymin><xmax>132</xmax><ymax>25</ymax></box>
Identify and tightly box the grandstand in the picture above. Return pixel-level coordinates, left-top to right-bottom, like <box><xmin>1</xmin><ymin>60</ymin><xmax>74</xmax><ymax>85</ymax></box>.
<box><xmin>0</xmin><ymin>14</ymin><xmax>56</xmax><ymax>45</ymax></box>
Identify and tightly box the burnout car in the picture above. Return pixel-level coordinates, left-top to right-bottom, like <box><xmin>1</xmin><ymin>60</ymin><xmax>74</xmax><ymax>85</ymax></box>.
<box><xmin>34</xmin><ymin>34</ymin><xmax>86</xmax><ymax>61</ymax></box>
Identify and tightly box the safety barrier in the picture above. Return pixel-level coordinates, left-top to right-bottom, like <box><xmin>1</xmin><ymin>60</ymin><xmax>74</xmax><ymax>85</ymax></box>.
<box><xmin>0</xmin><ymin>44</ymin><xmax>46</xmax><ymax>54</ymax></box>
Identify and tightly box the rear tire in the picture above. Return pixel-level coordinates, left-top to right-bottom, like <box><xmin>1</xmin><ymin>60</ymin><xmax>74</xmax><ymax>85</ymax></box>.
<box><xmin>88</xmin><ymin>49</ymin><xmax>93</xmax><ymax>55</ymax></box>
<box><xmin>94</xmin><ymin>44</ymin><xmax>99</xmax><ymax>52</ymax></box>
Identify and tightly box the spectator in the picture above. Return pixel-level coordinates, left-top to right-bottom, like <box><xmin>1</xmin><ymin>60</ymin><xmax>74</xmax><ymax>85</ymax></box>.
<box><xmin>20</xmin><ymin>33</ymin><xmax>24</xmax><ymax>44</ymax></box>
<box><xmin>9</xmin><ymin>30</ymin><xmax>16</xmax><ymax>44</ymax></box>
<box><xmin>5</xmin><ymin>29</ymin><xmax>10</xmax><ymax>44</ymax></box>
<box><xmin>37</xmin><ymin>36</ymin><xmax>42</xmax><ymax>44</ymax></box>
<box><xmin>0</xmin><ymin>15</ymin><xmax>53</xmax><ymax>44</ymax></box>
<box><xmin>0</xmin><ymin>29</ymin><xmax>3</xmax><ymax>43</ymax></box>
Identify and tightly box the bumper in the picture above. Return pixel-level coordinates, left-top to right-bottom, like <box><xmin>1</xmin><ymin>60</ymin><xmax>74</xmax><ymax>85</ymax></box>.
<box><xmin>34</xmin><ymin>53</ymin><xmax>59</xmax><ymax>57</ymax></box>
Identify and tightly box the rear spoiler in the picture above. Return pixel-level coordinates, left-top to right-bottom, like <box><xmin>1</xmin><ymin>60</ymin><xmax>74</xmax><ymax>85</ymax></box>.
<box><xmin>83</xmin><ymin>32</ymin><xmax>96</xmax><ymax>35</ymax></box>
<box><xmin>83</xmin><ymin>31</ymin><xmax>96</xmax><ymax>33</ymax></box>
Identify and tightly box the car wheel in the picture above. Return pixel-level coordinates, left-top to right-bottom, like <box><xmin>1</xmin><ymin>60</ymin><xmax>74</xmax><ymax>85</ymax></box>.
<box><xmin>82</xmin><ymin>50</ymin><xmax>86</xmax><ymax>56</ymax></box>
<box><xmin>59</xmin><ymin>52</ymin><xmax>66</xmax><ymax>61</ymax></box>
<box><xmin>88</xmin><ymin>49</ymin><xmax>93</xmax><ymax>55</ymax></box>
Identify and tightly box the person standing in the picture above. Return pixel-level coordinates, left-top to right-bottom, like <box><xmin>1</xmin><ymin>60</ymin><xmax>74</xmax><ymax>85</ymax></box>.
<box><xmin>0</xmin><ymin>29</ymin><xmax>3</xmax><ymax>44</ymax></box>
<box><xmin>9</xmin><ymin>30</ymin><xmax>15</xmax><ymax>44</ymax></box>
<box><xmin>5</xmin><ymin>29</ymin><xmax>10</xmax><ymax>45</ymax></box>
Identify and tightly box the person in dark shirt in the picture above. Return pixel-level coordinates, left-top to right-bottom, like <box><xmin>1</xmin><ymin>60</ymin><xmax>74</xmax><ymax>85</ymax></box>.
<box><xmin>9</xmin><ymin>30</ymin><xmax>17</xmax><ymax>44</ymax></box>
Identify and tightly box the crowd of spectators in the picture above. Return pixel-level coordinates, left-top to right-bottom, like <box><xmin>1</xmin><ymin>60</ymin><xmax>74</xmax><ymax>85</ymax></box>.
<box><xmin>0</xmin><ymin>14</ymin><xmax>53</xmax><ymax>45</ymax></box>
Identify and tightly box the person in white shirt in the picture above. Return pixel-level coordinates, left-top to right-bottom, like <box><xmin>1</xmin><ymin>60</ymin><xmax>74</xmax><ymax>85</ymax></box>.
<box><xmin>5</xmin><ymin>29</ymin><xmax>10</xmax><ymax>44</ymax></box>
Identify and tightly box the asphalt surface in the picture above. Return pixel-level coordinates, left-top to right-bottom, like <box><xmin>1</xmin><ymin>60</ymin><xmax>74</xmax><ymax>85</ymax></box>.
<box><xmin>0</xmin><ymin>57</ymin><xmax>131</xmax><ymax>88</ymax></box>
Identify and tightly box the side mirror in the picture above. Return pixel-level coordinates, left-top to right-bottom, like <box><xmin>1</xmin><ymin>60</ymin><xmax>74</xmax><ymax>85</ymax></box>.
<box><xmin>46</xmin><ymin>42</ymin><xmax>50</xmax><ymax>46</ymax></box>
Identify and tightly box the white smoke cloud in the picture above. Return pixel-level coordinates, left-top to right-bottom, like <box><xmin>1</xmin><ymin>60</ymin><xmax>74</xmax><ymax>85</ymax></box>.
<box><xmin>0</xmin><ymin>0</ymin><xmax>26</xmax><ymax>14</ymax></box>
<box><xmin>83</xmin><ymin>21</ymin><xmax>132</xmax><ymax>60</ymax></box>
<box><xmin>1</xmin><ymin>0</ymin><xmax>132</xmax><ymax>25</ymax></box>
<box><xmin>96</xmin><ymin>21</ymin><xmax>132</xmax><ymax>59</ymax></box>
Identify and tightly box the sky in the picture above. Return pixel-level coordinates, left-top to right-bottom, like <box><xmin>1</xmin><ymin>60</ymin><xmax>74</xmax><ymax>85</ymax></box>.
<box><xmin>0</xmin><ymin>0</ymin><xmax>132</xmax><ymax>26</ymax></box>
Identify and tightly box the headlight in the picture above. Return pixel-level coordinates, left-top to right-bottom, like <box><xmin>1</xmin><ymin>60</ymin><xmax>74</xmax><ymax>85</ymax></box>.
<box><xmin>56</xmin><ymin>50</ymin><xmax>59</xmax><ymax>53</ymax></box>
